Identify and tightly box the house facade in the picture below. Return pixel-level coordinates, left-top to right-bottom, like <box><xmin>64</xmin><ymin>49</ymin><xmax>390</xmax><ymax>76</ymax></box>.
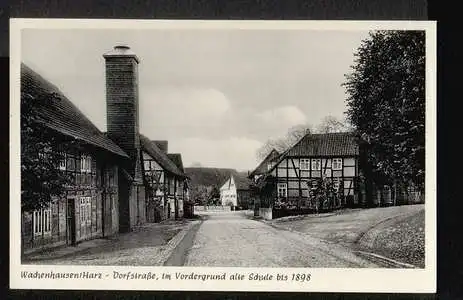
<box><xmin>250</xmin><ymin>132</ymin><xmax>360</xmax><ymax>218</ymax></box>
<box><xmin>21</xmin><ymin>64</ymin><xmax>129</xmax><ymax>252</ymax></box>
<box><xmin>21</xmin><ymin>44</ymin><xmax>188</xmax><ymax>252</ymax></box>
<box><xmin>220</xmin><ymin>174</ymin><xmax>254</xmax><ymax>210</ymax></box>
<box><xmin>141</xmin><ymin>136</ymin><xmax>189</xmax><ymax>222</ymax></box>
<box><xmin>220</xmin><ymin>176</ymin><xmax>238</xmax><ymax>208</ymax></box>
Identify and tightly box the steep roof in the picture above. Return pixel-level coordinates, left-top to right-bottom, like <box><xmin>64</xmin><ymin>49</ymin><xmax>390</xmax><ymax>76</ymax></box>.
<box><xmin>21</xmin><ymin>63</ymin><xmax>128</xmax><ymax>158</ymax></box>
<box><xmin>248</xmin><ymin>149</ymin><xmax>280</xmax><ymax>178</ymax></box>
<box><xmin>185</xmin><ymin>167</ymin><xmax>239</xmax><ymax>188</ymax></box>
<box><xmin>286</xmin><ymin>132</ymin><xmax>359</xmax><ymax>157</ymax></box>
<box><xmin>234</xmin><ymin>172</ymin><xmax>253</xmax><ymax>190</ymax></box>
<box><xmin>139</xmin><ymin>134</ymin><xmax>185</xmax><ymax>177</ymax></box>
<box><xmin>167</xmin><ymin>153</ymin><xmax>184</xmax><ymax>172</ymax></box>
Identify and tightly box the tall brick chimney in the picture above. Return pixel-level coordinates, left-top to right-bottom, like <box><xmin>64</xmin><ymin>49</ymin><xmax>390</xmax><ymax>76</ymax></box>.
<box><xmin>103</xmin><ymin>44</ymin><xmax>141</xmax><ymax>176</ymax></box>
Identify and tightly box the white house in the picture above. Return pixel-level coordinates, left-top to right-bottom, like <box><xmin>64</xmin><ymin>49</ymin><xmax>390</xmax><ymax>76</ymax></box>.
<box><xmin>220</xmin><ymin>176</ymin><xmax>238</xmax><ymax>207</ymax></box>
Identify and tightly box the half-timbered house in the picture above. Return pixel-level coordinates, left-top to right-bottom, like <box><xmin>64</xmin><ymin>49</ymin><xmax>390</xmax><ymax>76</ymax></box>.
<box><xmin>250</xmin><ymin>132</ymin><xmax>360</xmax><ymax>219</ymax></box>
<box><xmin>141</xmin><ymin>137</ymin><xmax>188</xmax><ymax>222</ymax></box>
<box><xmin>21</xmin><ymin>63</ymin><xmax>129</xmax><ymax>252</ymax></box>
<box><xmin>21</xmin><ymin>44</ymin><xmax>189</xmax><ymax>252</ymax></box>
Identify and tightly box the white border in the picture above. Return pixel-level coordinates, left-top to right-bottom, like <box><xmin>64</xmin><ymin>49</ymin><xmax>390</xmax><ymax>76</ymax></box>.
<box><xmin>10</xmin><ymin>19</ymin><xmax>437</xmax><ymax>293</ymax></box>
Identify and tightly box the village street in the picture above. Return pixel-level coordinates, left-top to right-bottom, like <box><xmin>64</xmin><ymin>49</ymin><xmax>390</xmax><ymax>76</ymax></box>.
<box><xmin>180</xmin><ymin>211</ymin><xmax>380</xmax><ymax>268</ymax></box>
<box><xmin>23</xmin><ymin>206</ymin><xmax>423</xmax><ymax>268</ymax></box>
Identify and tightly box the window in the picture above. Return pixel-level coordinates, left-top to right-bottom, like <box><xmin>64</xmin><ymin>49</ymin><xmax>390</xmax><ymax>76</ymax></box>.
<box><xmin>59</xmin><ymin>153</ymin><xmax>66</xmax><ymax>170</ymax></box>
<box><xmin>311</xmin><ymin>159</ymin><xmax>321</xmax><ymax>170</ymax></box>
<box><xmin>332</xmin><ymin>158</ymin><xmax>343</xmax><ymax>170</ymax></box>
<box><xmin>80</xmin><ymin>197</ymin><xmax>92</xmax><ymax>224</ymax></box>
<box><xmin>277</xmin><ymin>183</ymin><xmax>287</xmax><ymax>198</ymax></box>
<box><xmin>332</xmin><ymin>178</ymin><xmax>342</xmax><ymax>192</ymax></box>
<box><xmin>267</xmin><ymin>162</ymin><xmax>274</xmax><ymax>171</ymax></box>
<box><xmin>300</xmin><ymin>159</ymin><xmax>310</xmax><ymax>170</ymax></box>
<box><xmin>33</xmin><ymin>207</ymin><xmax>52</xmax><ymax>236</ymax></box>
<box><xmin>80</xmin><ymin>155</ymin><xmax>92</xmax><ymax>173</ymax></box>
<box><xmin>144</xmin><ymin>160</ymin><xmax>151</xmax><ymax>171</ymax></box>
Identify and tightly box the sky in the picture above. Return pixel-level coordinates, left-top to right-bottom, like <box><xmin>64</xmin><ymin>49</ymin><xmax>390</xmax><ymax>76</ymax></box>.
<box><xmin>21</xmin><ymin>28</ymin><xmax>370</xmax><ymax>172</ymax></box>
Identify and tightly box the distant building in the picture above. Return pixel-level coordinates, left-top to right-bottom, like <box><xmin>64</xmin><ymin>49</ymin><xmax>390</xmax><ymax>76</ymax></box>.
<box><xmin>220</xmin><ymin>174</ymin><xmax>254</xmax><ymax>210</ymax></box>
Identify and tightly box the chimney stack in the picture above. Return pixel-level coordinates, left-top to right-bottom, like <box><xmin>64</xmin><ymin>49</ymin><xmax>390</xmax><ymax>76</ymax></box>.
<box><xmin>103</xmin><ymin>44</ymin><xmax>141</xmax><ymax>163</ymax></box>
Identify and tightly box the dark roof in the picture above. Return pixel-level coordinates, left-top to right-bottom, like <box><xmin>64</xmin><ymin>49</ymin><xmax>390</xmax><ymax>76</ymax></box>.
<box><xmin>21</xmin><ymin>63</ymin><xmax>128</xmax><ymax>158</ymax></box>
<box><xmin>267</xmin><ymin>132</ymin><xmax>359</xmax><ymax>174</ymax></box>
<box><xmin>234</xmin><ymin>173</ymin><xmax>253</xmax><ymax>190</ymax></box>
<box><xmin>139</xmin><ymin>134</ymin><xmax>185</xmax><ymax>177</ymax></box>
<box><xmin>167</xmin><ymin>153</ymin><xmax>184</xmax><ymax>172</ymax></box>
<box><xmin>248</xmin><ymin>149</ymin><xmax>280</xmax><ymax>178</ymax></box>
<box><xmin>286</xmin><ymin>132</ymin><xmax>359</xmax><ymax>157</ymax></box>
<box><xmin>219</xmin><ymin>171</ymin><xmax>252</xmax><ymax>191</ymax></box>
<box><xmin>185</xmin><ymin>167</ymin><xmax>239</xmax><ymax>188</ymax></box>
<box><xmin>153</xmin><ymin>140</ymin><xmax>168</xmax><ymax>153</ymax></box>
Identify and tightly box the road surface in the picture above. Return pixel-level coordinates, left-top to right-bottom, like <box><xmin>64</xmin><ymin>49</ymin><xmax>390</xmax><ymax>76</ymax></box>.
<box><xmin>181</xmin><ymin>211</ymin><xmax>380</xmax><ymax>268</ymax></box>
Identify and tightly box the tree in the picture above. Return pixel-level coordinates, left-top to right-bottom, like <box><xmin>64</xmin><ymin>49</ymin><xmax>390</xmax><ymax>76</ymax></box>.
<box><xmin>256</xmin><ymin>124</ymin><xmax>312</xmax><ymax>160</ymax></box>
<box><xmin>207</xmin><ymin>185</ymin><xmax>221</xmax><ymax>205</ymax></box>
<box><xmin>190</xmin><ymin>184</ymin><xmax>210</xmax><ymax>205</ymax></box>
<box><xmin>343</xmin><ymin>30</ymin><xmax>425</xmax><ymax>190</ymax></box>
<box><xmin>21</xmin><ymin>92</ymin><xmax>74</xmax><ymax>212</ymax></box>
<box><xmin>316</xmin><ymin>116</ymin><xmax>351</xmax><ymax>134</ymax></box>
<box><xmin>256</xmin><ymin>115</ymin><xmax>350</xmax><ymax>160</ymax></box>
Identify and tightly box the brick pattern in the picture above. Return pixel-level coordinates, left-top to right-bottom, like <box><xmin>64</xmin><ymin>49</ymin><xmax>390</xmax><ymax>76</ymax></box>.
<box><xmin>105</xmin><ymin>58</ymin><xmax>140</xmax><ymax>163</ymax></box>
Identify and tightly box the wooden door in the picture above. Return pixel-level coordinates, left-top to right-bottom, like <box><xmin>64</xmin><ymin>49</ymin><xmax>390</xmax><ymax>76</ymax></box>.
<box><xmin>66</xmin><ymin>198</ymin><xmax>76</xmax><ymax>246</ymax></box>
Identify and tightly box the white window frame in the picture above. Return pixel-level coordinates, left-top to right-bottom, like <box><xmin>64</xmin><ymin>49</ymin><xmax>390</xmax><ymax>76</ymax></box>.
<box><xmin>267</xmin><ymin>162</ymin><xmax>274</xmax><ymax>171</ymax></box>
<box><xmin>332</xmin><ymin>158</ymin><xmax>343</xmax><ymax>170</ymax></box>
<box><xmin>80</xmin><ymin>155</ymin><xmax>92</xmax><ymax>173</ymax></box>
<box><xmin>300</xmin><ymin>159</ymin><xmax>310</xmax><ymax>170</ymax></box>
<box><xmin>311</xmin><ymin>159</ymin><xmax>321</xmax><ymax>171</ymax></box>
<box><xmin>332</xmin><ymin>178</ymin><xmax>342</xmax><ymax>192</ymax></box>
<box><xmin>144</xmin><ymin>159</ymin><xmax>151</xmax><ymax>171</ymax></box>
<box><xmin>33</xmin><ymin>207</ymin><xmax>52</xmax><ymax>236</ymax></box>
<box><xmin>80</xmin><ymin>196</ymin><xmax>92</xmax><ymax>225</ymax></box>
<box><xmin>277</xmin><ymin>183</ymin><xmax>287</xmax><ymax>198</ymax></box>
<box><xmin>59</xmin><ymin>153</ymin><xmax>67</xmax><ymax>170</ymax></box>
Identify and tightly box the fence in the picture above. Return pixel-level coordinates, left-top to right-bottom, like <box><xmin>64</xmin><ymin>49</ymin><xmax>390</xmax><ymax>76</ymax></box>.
<box><xmin>193</xmin><ymin>205</ymin><xmax>232</xmax><ymax>213</ymax></box>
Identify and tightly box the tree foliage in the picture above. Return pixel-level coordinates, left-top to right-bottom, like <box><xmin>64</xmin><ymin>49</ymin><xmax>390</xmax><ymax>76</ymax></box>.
<box><xmin>343</xmin><ymin>30</ymin><xmax>425</xmax><ymax>189</ymax></box>
<box><xmin>21</xmin><ymin>92</ymin><xmax>75</xmax><ymax>212</ymax></box>
<box><xmin>256</xmin><ymin>116</ymin><xmax>349</xmax><ymax>160</ymax></box>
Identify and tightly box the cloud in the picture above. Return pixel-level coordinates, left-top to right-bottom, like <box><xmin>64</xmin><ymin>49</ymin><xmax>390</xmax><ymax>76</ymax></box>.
<box><xmin>140</xmin><ymin>87</ymin><xmax>232</xmax><ymax>139</ymax></box>
<box><xmin>256</xmin><ymin>105</ymin><xmax>307</xmax><ymax>124</ymax></box>
<box><xmin>169</xmin><ymin>137</ymin><xmax>263</xmax><ymax>171</ymax></box>
<box><xmin>252</xmin><ymin>105</ymin><xmax>308</xmax><ymax>138</ymax></box>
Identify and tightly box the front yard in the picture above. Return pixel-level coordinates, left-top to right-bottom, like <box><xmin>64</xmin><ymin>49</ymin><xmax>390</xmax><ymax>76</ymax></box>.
<box><xmin>264</xmin><ymin>204</ymin><xmax>425</xmax><ymax>267</ymax></box>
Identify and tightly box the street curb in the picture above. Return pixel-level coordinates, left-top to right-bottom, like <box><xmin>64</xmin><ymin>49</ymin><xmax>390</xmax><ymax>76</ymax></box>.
<box><xmin>154</xmin><ymin>220</ymin><xmax>201</xmax><ymax>266</ymax></box>
<box><xmin>354</xmin><ymin>250</ymin><xmax>418</xmax><ymax>269</ymax></box>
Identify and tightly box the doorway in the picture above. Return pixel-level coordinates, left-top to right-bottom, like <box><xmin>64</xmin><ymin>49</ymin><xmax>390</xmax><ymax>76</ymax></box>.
<box><xmin>66</xmin><ymin>198</ymin><xmax>76</xmax><ymax>246</ymax></box>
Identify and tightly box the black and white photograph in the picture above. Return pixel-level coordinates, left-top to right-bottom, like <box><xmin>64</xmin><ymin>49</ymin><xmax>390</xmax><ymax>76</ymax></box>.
<box><xmin>10</xmin><ymin>19</ymin><xmax>436</xmax><ymax>292</ymax></box>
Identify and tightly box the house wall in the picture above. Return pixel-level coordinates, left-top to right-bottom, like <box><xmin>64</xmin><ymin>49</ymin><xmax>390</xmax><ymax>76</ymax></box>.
<box><xmin>220</xmin><ymin>177</ymin><xmax>238</xmax><ymax>207</ymax></box>
<box><xmin>270</xmin><ymin>156</ymin><xmax>359</xmax><ymax>208</ymax></box>
<box><xmin>22</xmin><ymin>150</ymin><xmax>120</xmax><ymax>252</ymax></box>
<box><xmin>237</xmin><ymin>190</ymin><xmax>253</xmax><ymax>209</ymax></box>
<box><xmin>259</xmin><ymin>207</ymin><xmax>273</xmax><ymax>220</ymax></box>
